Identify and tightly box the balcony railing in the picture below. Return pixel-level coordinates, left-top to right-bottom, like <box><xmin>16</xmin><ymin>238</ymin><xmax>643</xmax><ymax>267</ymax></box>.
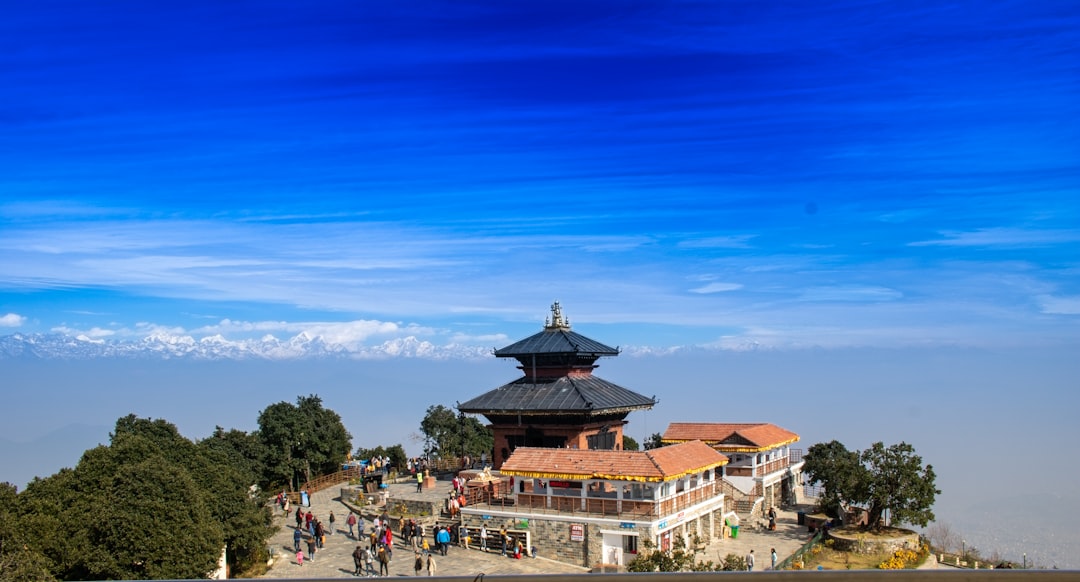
<box><xmin>464</xmin><ymin>481</ymin><xmax>723</xmax><ymax>520</ymax></box>
<box><xmin>725</xmin><ymin>456</ymin><xmax>794</xmax><ymax>478</ymax></box>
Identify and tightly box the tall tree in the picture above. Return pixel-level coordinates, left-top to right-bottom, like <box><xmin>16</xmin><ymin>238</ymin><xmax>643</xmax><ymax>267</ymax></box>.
<box><xmin>256</xmin><ymin>395</ymin><xmax>352</xmax><ymax>489</ymax></box>
<box><xmin>419</xmin><ymin>404</ymin><xmax>492</xmax><ymax>460</ymax></box>
<box><xmin>860</xmin><ymin>441</ymin><xmax>939</xmax><ymax>528</ymax></box>
<box><xmin>803</xmin><ymin>440</ymin><xmax>938</xmax><ymax>530</ymax></box>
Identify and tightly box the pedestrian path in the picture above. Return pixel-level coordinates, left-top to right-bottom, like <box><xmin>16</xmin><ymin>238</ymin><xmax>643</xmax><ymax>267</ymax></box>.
<box><xmin>262</xmin><ymin>481</ymin><xmax>589</xmax><ymax>579</ymax></box>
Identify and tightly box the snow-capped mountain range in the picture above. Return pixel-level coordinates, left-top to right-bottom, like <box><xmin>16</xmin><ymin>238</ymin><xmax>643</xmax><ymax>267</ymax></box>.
<box><xmin>0</xmin><ymin>332</ymin><xmax>493</xmax><ymax>360</ymax></box>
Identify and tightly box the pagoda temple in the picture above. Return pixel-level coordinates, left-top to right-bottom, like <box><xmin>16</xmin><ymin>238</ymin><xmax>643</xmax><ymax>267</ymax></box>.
<box><xmin>458</xmin><ymin>302</ymin><xmax>656</xmax><ymax>469</ymax></box>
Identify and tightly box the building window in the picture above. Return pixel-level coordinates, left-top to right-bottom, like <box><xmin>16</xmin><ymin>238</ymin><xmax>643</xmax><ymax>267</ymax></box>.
<box><xmin>623</xmin><ymin>535</ymin><xmax>638</xmax><ymax>554</ymax></box>
<box><xmin>587</xmin><ymin>431</ymin><xmax>616</xmax><ymax>450</ymax></box>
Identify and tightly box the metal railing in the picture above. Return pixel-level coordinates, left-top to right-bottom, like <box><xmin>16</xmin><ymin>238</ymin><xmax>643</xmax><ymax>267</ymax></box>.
<box><xmin>774</xmin><ymin>528</ymin><xmax>824</xmax><ymax>570</ymax></box>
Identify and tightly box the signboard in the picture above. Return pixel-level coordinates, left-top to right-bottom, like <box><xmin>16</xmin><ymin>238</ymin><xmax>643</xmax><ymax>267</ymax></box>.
<box><xmin>569</xmin><ymin>523</ymin><xmax>585</xmax><ymax>542</ymax></box>
<box><xmin>620</xmin><ymin>522</ymin><xmax>635</xmax><ymax>529</ymax></box>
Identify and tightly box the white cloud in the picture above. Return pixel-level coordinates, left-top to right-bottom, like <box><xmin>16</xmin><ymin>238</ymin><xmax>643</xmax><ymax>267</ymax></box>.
<box><xmin>51</xmin><ymin>325</ymin><xmax>115</xmax><ymax>338</ymax></box>
<box><xmin>689</xmin><ymin>282</ymin><xmax>744</xmax><ymax>294</ymax></box>
<box><xmin>1037</xmin><ymin>295</ymin><xmax>1080</xmax><ymax>315</ymax></box>
<box><xmin>0</xmin><ymin>313</ymin><xmax>27</xmax><ymax>327</ymax></box>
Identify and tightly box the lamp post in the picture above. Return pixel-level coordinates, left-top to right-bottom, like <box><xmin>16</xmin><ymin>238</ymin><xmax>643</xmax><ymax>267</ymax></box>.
<box><xmin>1023</xmin><ymin>553</ymin><xmax>1027</xmax><ymax>569</ymax></box>
<box><xmin>457</xmin><ymin>402</ymin><xmax>466</xmax><ymax>466</ymax></box>
<box><xmin>962</xmin><ymin>540</ymin><xmax>966</xmax><ymax>560</ymax></box>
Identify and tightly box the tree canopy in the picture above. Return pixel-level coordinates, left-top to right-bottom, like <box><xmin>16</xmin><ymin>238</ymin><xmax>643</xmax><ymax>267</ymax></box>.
<box><xmin>16</xmin><ymin>419</ymin><xmax>227</xmax><ymax>580</ymax></box>
<box><xmin>8</xmin><ymin>393</ymin><xmax>357</xmax><ymax>580</ymax></box>
<box><xmin>803</xmin><ymin>440</ymin><xmax>939</xmax><ymax>529</ymax></box>
<box><xmin>355</xmin><ymin>444</ymin><xmax>407</xmax><ymax>470</ymax></box>
<box><xmin>418</xmin><ymin>404</ymin><xmax>493</xmax><ymax>460</ymax></box>
<box><xmin>256</xmin><ymin>394</ymin><xmax>352</xmax><ymax>489</ymax></box>
<box><xmin>643</xmin><ymin>432</ymin><xmax>665</xmax><ymax>450</ymax></box>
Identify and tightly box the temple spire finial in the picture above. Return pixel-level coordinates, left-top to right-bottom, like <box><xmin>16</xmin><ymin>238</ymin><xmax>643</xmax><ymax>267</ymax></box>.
<box><xmin>544</xmin><ymin>301</ymin><xmax>571</xmax><ymax>330</ymax></box>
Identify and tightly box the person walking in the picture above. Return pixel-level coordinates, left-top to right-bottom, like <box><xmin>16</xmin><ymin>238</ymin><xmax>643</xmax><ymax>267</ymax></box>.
<box><xmin>307</xmin><ymin>537</ymin><xmax>317</xmax><ymax>563</ymax></box>
<box><xmin>426</xmin><ymin>553</ymin><xmax>437</xmax><ymax>576</ymax></box>
<box><xmin>479</xmin><ymin>525</ymin><xmax>488</xmax><ymax>552</ymax></box>
<box><xmin>365</xmin><ymin>546</ymin><xmax>376</xmax><ymax>577</ymax></box>
<box><xmin>436</xmin><ymin>526</ymin><xmax>451</xmax><ymax>556</ymax></box>
<box><xmin>414</xmin><ymin>551</ymin><xmax>423</xmax><ymax>576</ymax></box>
<box><xmin>353</xmin><ymin>545</ymin><xmax>365</xmax><ymax>576</ymax></box>
<box><xmin>771</xmin><ymin>548</ymin><xmax>778</xmax><ymax>570</ymax></box>
<box><xmin>746</xmin><ymin>549</ymin><xmax>755</xmax><ymax>571</ymax></box>
<box><xmin>330</xmin><ymin>511</ymin><xmax>337</xmax><ymax>536</ymax></box>
<box><xmin>347</xmin><ymin>512</ymin><xmax>358</xmax><ymax>539</ymax></box>
<box><xmin>416</xmin><ymin>470</ymin><xmax>424</xmax><ymax>492</ymax></box>
<box><xmin>378</xmin><ymin>545</ymin><xmax>390</xmax><ymax>576</ymax></box>
<box><xmin>297</xmin><ymin>548</ymin><xmax>304</xmax><ymax>567</ymax></box>
<box><xmin>767</xmin><ymin>507</ymin><xmax>777</xmax><ymax>531</ymax></box>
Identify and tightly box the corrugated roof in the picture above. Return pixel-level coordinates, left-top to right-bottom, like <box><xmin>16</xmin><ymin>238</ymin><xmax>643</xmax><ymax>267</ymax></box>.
<box><xmin>661</xmin><ymin>422</ymin><xmax>800</xmax><ymax>451</ymax></box>
<box><xmin>499</xmin><ymin>440</ymin><xmax>727</xmax><ymax>482</ymax></box>
<box><xmin>494</xmin><ymin>328</ymin><xmax>618</xmax><ymax>357</ymax></box>
<box><xmin>458</xmin><ymin>375</ymin><xmax>655</xmax><ymax>414</ymax></box>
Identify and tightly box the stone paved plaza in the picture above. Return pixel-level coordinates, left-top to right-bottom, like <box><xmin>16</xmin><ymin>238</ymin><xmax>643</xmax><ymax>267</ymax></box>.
<box><xmin>261</xmin><ymin>477</ymin><xmax>822</xmax><ymax>578</ymax></box>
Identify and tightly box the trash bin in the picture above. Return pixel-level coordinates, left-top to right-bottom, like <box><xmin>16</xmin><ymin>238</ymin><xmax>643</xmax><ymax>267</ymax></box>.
<box><xmin>731</xmin><ymin>525</ymin><xmax>740</xmax><ymax>539</ymax></box>
<box><xmin>797</xmin><ymin>511</ymin><xmax>806</xmax><ymax>525</ymax></box>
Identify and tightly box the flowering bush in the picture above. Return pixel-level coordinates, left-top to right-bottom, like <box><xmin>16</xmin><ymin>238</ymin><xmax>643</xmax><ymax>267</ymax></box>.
<box><xmin>878</xmin><ymin>549</ymin><xmax>920</xmax><ymax>569</ymax></box>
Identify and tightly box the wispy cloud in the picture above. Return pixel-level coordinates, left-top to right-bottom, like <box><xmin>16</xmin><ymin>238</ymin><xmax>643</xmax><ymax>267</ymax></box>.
<box><xmin>677</xmin><ymin>235</ymin><xmax>757</xmax><ymax>249</ymax></box>
<box><xmin>689</xmin><ymin>282</ymin><xmax>743</xmax><ymax>294</ymax></box>
<box><xmin>1037</xmin><ymin>295</ymin><xmax>1080</xmax><ymax>315</ymax></box>
<box><xmin>909</xmin><ymin>228</ymin><xmax>1080</xmax><ymax>248</ymax></box>
<box><xmin>797</xmin><ymin>286</ymin><xmax>903</xmax><ymax>302</ymax></box>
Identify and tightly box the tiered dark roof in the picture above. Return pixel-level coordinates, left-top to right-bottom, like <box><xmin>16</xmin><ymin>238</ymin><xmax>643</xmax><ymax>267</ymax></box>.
<box><xmin>494</xmin><ymin>328</ymin><xmax>618</xmax><ymax>358</ymax></box>
<box><xmin>460</xmin><ymin>302</ymin><xmax>655</xmax><ymax>416</ymax></box>
<box><xmin>458</xmin><ymin>375</ymin><xmax>654</xmax><ymax>416</ymax></box>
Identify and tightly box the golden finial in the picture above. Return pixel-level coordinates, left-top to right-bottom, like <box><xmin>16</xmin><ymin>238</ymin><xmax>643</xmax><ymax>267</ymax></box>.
<box><xmin>544</xmin><ymin>301</ymin><xmax>571</xmax><ymax>330</ymax></box>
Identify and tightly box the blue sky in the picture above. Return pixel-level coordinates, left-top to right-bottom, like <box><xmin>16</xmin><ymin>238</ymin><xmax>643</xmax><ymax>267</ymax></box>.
<box><xmin>2</xmin><ymin>0</ymin><xmax>1077</xmax><ymax>351</ymax></box>
<box><xmin>2</xmin><ymin>2</ymin><xmax>1080</xmax><ymax>565</ymax></box>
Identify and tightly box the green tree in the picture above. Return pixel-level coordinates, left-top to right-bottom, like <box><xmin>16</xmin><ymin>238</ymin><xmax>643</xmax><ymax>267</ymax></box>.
<box><xmin>355</xmin><ymin>444</ymin><xmax>407</xmax><ymax>470</ymax></box>
<box><xmin>0</xmin><ymin>482</ymin><xmax>56</xmax><ymax>582</ymax></box>
<box><xmin>643</xmin><ymin>432</ymin><xmax>665</xmax><ymax>450</ymax></box>
<box><xmin>860</xmin><ymin>441</ymin><xmax>939</xmax><ymax>528</ymax></box>
<box><xmin>622</xmin><ymin>435</ymin><xmax>640</xmax><ymax>451</ymax></box>
<box><xmin>804</xmin><ymin>440</ymin><xmax>939</xmax><ymax>530</ymax></box>
<box><xmin>17</xmin><ymin>430</ymin><xmax>225</xmax><ymax>580</ymax></box>
<box><xmin>802</xmin><ymin>440</ymin><xmax>866</xmax><ymax>518</ymax></box>
<box><xmin>419</xmin><ymin>404</ymin><xmax>492</xmax><ymax>460</ymax></box>
<box><xmin>113</xmin><ymin>415</ymin><xmax>274</xmax><ymax>575</ymax></box>
<box><xmin>257</xmin><ymin>395</ymin><xmax>352</xmax><ymax>489</ymax></box>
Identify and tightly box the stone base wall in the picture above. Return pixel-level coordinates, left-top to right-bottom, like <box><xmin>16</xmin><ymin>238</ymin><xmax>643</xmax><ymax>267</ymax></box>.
<box><xmin>385</xmin><ymin>494</ymin><xmax>442</xmax><ymax>518</ymax></box>
<box><xmin>827</xmin><ymin>529</ymin><xmax>920</xmax><ymax>555</ymax></box>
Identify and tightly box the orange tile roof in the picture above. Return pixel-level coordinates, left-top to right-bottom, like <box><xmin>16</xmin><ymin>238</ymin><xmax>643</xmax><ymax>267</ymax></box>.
<box><xmin>661</xmin><ymin>423</ymin><xmax>800</xmax><ymax>452</ymax></box>
<box><xmin>499</xmin><ymin>440</ymin><xmax>728</xmax><ymax>483</ymax></box>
